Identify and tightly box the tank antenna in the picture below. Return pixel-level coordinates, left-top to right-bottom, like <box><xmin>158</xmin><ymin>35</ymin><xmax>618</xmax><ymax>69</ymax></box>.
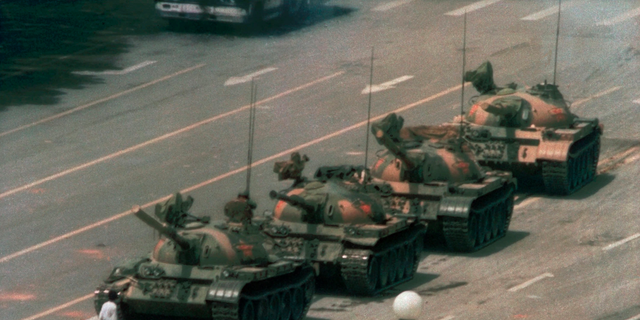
<box><xmin>552</xmin><ymin>0</ymin><xmax>562</xmax><ymax>85</ymax></box>
<box><xmin>245</xmin><ymin>78</ymin><xmax>257</xmax><ymax>196</ymax></box>
<box><xmin>364</xmin><ymin>46</ymin><xmax>374</xmax><ymax>172</ymax></box>
<box><xmin>459</xmin><ymin>10</ymin><xmax>467</xmax><ymax>138</ymax></box>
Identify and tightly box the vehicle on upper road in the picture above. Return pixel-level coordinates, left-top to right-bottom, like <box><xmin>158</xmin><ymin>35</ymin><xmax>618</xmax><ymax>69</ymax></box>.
<box><xmin>154</xmin><ymin>0</ymin><xmax>314</xmax><ymax>26</ymax></box>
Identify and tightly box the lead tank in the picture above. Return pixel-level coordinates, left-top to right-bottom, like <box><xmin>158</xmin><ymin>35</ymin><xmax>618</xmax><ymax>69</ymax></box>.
<box><xmin>261</xmin><ymin>153</ymin><xmax>426</xmax><ymax>296</ymax></box>
<box><xmin>459</xmin><ymin>61</ymin><xmax>602</xmax><ymax>195</ymax></box>
<box><xmin>369</xmin><ymin>113</ymin><xmax>516</xmax><ymax>252</ymax></box>
<box><xmin>94</xmin><ymin>192</ymin><xmax>314</xmax><ymax>320</ymax></box>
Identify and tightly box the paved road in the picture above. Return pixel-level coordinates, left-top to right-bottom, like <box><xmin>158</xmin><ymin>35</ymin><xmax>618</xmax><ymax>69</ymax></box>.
<box><xmin>1</xmin><ymin>0</ymin><xmax>639</xmax><ymax>320</ymax></box>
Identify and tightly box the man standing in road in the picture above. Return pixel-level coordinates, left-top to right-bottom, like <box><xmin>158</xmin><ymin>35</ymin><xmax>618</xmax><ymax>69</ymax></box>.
<box><xmin>98</xmin><ymin>290</ymin><xmax>118</xmax><ymax>320</ymax></box>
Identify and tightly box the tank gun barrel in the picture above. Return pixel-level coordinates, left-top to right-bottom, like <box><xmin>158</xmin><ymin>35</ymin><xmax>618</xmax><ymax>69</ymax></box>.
<box><xmin>371</xmin><ymin>126</ymin><xmax>418</xmax><ymax>170</ymax></box>
<box><xmin>269</xmin><ymin>190</ymin><xmax>316</xmax><ymax>213</ymax></box>
<box><xmin>132</xmin><ymin>205</ymin><xmax>191</xmax><ymax>250</ymax></box>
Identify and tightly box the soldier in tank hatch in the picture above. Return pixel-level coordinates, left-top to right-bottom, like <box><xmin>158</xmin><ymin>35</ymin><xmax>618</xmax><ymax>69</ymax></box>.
<box><xmin>224</xmin><ymin>190</ymin><xmax>257</xmax><ymax>225</ymax></box>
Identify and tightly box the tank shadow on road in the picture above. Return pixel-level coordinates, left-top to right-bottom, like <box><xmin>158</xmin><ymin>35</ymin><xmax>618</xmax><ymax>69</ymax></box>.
<box><xmin>314</xmin><ymin>272</ymin><xmax>438</xmax><ymax>299</ymax></box>
<box><xmin>424</xmin><ymin>230</ymin><xmax>530</xmax><ymax>258</ymax></box>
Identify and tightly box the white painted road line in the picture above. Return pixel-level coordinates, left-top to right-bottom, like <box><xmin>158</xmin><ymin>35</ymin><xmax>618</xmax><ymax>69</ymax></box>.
<box><xmin>372</xmin><ymin>0</ymin><xmax>414</xmax><ymax>12</ymax></box>
<box><xmin>571</xmin><ymin>86</ymin><xmax>621</xmax><ymax>108</ymax></box>
<box><xmin>444</xmin><ymin>0</ymin><xmax>502</xmax><ymax>16</ymax></box>
<box><xmin>440</xmin><ymin>316</ymin><xmax>456</xmax><ymax>320</ymax></box>
<box><xmin>0</xmin><ymin>63</ymin><xmax>206</xmax><ymax>138</ymax></box>
<box><xmin>0</xmin><ymin>71</ymin><xmax>343</xmax><ymax>202</ymax></box>
<box><xmin>1</xmin><ymin>83</ymin><xmax>465</xmax><ymax>267</ymax></box>
<box><xmin>514</xmin><ymin>196</ymin><xmax>540</xmax><ymax>209</ymax></box>
<box><xmin>362</xmin><ymin>75</ymin><xmax>414</xmax><ymax>94</ymax></box>
<box><xmin>596</xmin><ymin>6</ymin><xmax>640</xmax><ymax>26</ymax></box>
<box><xmin>521</xmin><ymin>2</ymin><xmax>576</xmax><ymax>21</ymax></box>
<box><xmin>602</xmin><ymin>233</ymin><xmax>640</xmax><ymax>251</ymax></box>
<box><xmin>626</xmin><ymin>313</ymin><xmax>640</xmax><ymax>320</ymax></box>
<box><xmin>633</xmin><ymin>99</ymin><xmax>640</xmax><ymax>104</ymax></box>
<box><xmin>20</xmin><ymin>293</ymin><xmax>94</xmax><ymax>320</ymax></box>
<box><xmin>86</xmin><ymin>317</ymin><xmax>97</xmax><ymax>320</ymax></box>
<box><xmin>17</xmin><ymin>83</ymin><xmax>467</xmax><ymax>320</ymax></box>
<box><xmin>73</xmin><ymin>60</ymin><xmax>156</xmax><ymax>75</ymax></box>
<box><xmin>224</xmin><ymin>67</ymin><xmax>278</xmax><ymax>86</ymax></box>
<box><xmin>508</xmin><ymin>273</ymin><xmax>554</xmax><ymax>292</ymax></box>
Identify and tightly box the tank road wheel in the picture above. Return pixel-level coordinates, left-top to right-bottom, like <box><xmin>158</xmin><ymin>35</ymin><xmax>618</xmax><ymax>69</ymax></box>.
<box><xmin>267</xmin><ymin>294</ymin><xmax>280</xmax><ymax>320</ymax></box>
<box><xmin>290</xmin><ymin>288</ymin><xmax>304</xmax><ymax>320</ymax></box>
<box><xmin>378</xmin><ymin>253</ymin><xmax>390</xmax><ymax>288</ymax></box>
<box><xmin>404</xmin><ymin>242</ymin><xmax>415</xmax><ymax>278</ymax></box>
<box><xmin>493</xmin><ymin>202</ymin><xmax>504</xmax><ymax>238</ymax></box>
<box><xmin>365</xmin><ymin>254</ymin><xmax>381</xmax><ymax>293</ymax></box>
<box><xmin>396</xmin><ymin>246</ymin><xmax>407</xmax><ymax>280</ymax></box>
<box><xmin>388</xmin><ymin>250</ymin><xmax>398</xmax><ymax>284</ymax></box>
<box><xmin>256</xmin><ymin>298</ymin><xmax>269</xmax><ymax>320</ymax></box>
<box><xmin>304</xmin><ymin>277</ymin><xmax>315</xmax><ymax>304</ymax></box>
<box><xmin>278</xmin><ymin>291</ymin><xmax>292</xmax><ymax>320</ymax></box>
<box><xmin>241</xmin><ymin>300</ymin><xmax>255</xmax><ymax>320</ymax></box>
<box><xmin>481</xmin><ymin>209</ymin><xmax>492</xmax><ymax>244</ymax></box>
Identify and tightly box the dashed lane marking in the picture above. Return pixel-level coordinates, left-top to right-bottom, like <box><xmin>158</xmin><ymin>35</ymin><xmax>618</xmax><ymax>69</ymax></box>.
<box><xmin>514</xmin><ymin>196</ymin><xmax>540</xmax><ymax>210</ymax></box>
<box><xmin>372</xmin><ymin>0</ymin><xmax>414</xmax><ymax>12</ymax></box>
<box><xmin>633</xmin><ymin>99</ymin><xmax>640</xmax><ymax>104</ymax></box>
<box><xmin>16</xmin><ymin>83</ymin><xmax>468</xmax><ymax>320</ymax></box>
<box><xmin>440</xmin><ymin>316</ymin><xmax>456</xmax><ymax>320</ymax></box>
<box><xmin>444</xmin><ymin>0</ymin><xmax>503</xmax><ymax>16</ymax></box>
<box><xmin>521</xmin><ymin>2</ymin><xmax>577</xmax><ymax>21</ymax></box>
<box><xmin>571</xmin><ymin>86</ymin><xmax>621</xmax><ymax>108</ymax></box>
<box><xmin>0</xmin><ymin>71</ymin><xmax>344</xmax><ymax>202</ymax></box>
<box><xmin>596</xmin><ymin>6</ymin><xmax>640</xmax><ymax>26</ymax></box>
<box><xmin>508</xmin><ymin>273</ymin><xmax>554</xmax><ymax>292</ymax></box>
<box><xmin>602</xmin><ymin>233</ymin><xmax>640</xmax><ymax>251</ymax></box>
<box><xmin>626</xmin><ymin>313</ymin><xmax>640</xmax><ymax>320</ymax></box>
<box><xmin>362</xmin><ymin>75</ymin><xmax>414</xmax><ymax>94</ymax></box>
<box><xmin>72</xmin><ymin>60</ymin><xmax>156</xmax><ymax>75</ymax></box>
<box><xmin>0</xmin><ymin>64</ymin><xmax>206</xmax><ymax>138</ymax></box>
<box><xmin>224</xmin><ymin>67</ymin><xmax>278</xmax><ymax>86</ymax></box>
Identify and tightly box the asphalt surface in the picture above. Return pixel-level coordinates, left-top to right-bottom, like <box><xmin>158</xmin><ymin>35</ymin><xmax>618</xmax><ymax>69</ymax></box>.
<box><xmin>1</xmin><ymin>0</ymin><xmax>639</xmax><ymax>320</ymax></box>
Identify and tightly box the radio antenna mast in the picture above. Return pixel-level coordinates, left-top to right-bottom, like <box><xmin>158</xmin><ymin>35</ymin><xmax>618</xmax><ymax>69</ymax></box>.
<box><xmin>553</xmin><ymin>0</ymin><xmax>562</xmax><ymax>85</ymax></box>
<box><xmin>459</xmin><ymin>10</ymin><xmax>467</xmax><ymax>137</ymax></box>
<box><xmin>364</xmin><ymin>47</ymin><xmax>374</xmax><ymax>172</ymax></box>
<box><xmin>245</xmin><ymin>79</ymin><xmax>257</xmax><ymax>196</ymax></box>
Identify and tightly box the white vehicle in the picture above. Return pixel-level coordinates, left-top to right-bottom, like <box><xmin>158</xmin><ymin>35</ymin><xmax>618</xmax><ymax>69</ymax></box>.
<box><xmin>154</xmin><ymin>0</ymin><xmax>311</xmax><ymax>25</ymax></box>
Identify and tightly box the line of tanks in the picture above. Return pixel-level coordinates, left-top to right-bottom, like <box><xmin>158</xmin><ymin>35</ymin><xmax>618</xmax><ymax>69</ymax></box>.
<box><xmin>93</xmin><ymin>61</ymin><xmax>602</xmax><ymax>319</ymax></box>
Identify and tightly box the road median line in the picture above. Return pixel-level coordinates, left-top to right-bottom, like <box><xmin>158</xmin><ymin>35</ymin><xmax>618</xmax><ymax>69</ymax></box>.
<box><xmin>0</xmin><ymin>71</ymin><xmax>344</xmax><ymax>201</ymax></box>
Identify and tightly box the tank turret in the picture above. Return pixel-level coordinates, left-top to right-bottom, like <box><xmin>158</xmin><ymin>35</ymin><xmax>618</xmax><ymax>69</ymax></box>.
<box><xmin>371</xmin><ymin>113</ymin><xmax>485</xmax><ymax>184</ymax></box>
<box><xmin>368</xmin><ymin>113</ymin><xmax>516</xmax><ymax>252</ymax></box>
<box><xmin>460</xmin><ymin>61</ymin><xmax>602</xmax><ymax>195</ymax></box>
<box><xmin>94</xmin><ymin>193</ymin><xmax>315</xmax><ymax>320</ymax></box>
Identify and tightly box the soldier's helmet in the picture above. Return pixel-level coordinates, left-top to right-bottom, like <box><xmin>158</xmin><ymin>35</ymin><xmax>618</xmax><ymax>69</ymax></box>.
<box><xmin>224</xmin><ymin>192</ymin><xmax>257</xmax><ymax>223</ymax></box>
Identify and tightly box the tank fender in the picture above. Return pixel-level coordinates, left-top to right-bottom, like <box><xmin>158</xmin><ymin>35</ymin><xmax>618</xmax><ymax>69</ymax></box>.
<box><xmin>437</xmin><ymin>196</ymin><xmax>474</xmax><ymax>218</ymax></box>
<box><xmin>537</xmin><ymin>140</ymin><xmax>572</xmax><ymax>162</ymax></box>
<box><xmin>206</xmin><ymin>280</ymin><xmax>248</xmax><ymax>304</ymax></box>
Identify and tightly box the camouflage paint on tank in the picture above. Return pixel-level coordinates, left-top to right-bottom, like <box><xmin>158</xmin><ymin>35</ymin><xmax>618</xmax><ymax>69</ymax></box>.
<box><xmin>459</xmin><ymin>61</ymin><xmax>602</xmax><ymax>195</ymax></box>
<box><xmin>94</xmin><ymin>193</ymin><xmax>315</xmax><ymax>320</ymax></box>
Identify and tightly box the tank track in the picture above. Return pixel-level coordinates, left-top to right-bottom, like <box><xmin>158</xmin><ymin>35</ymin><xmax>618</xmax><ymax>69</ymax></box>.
<box><xmin>542</xmin><ymin>133</ymin><xmax>601</xmax><ymax>195</ymax></box>
<box><xmin>210</xmin><ymin>266</ymin><xmax>315</xmax><ymax>320</ymax></box>
<box><xmin>340</xmin><ymin>230</ymin><xmax>424</xmax><ymax>296</ymax></box>
<box><xmin>441</xmin><ymin>184</ymin><xmax>515</xmax><ymax>252</ymax></box>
